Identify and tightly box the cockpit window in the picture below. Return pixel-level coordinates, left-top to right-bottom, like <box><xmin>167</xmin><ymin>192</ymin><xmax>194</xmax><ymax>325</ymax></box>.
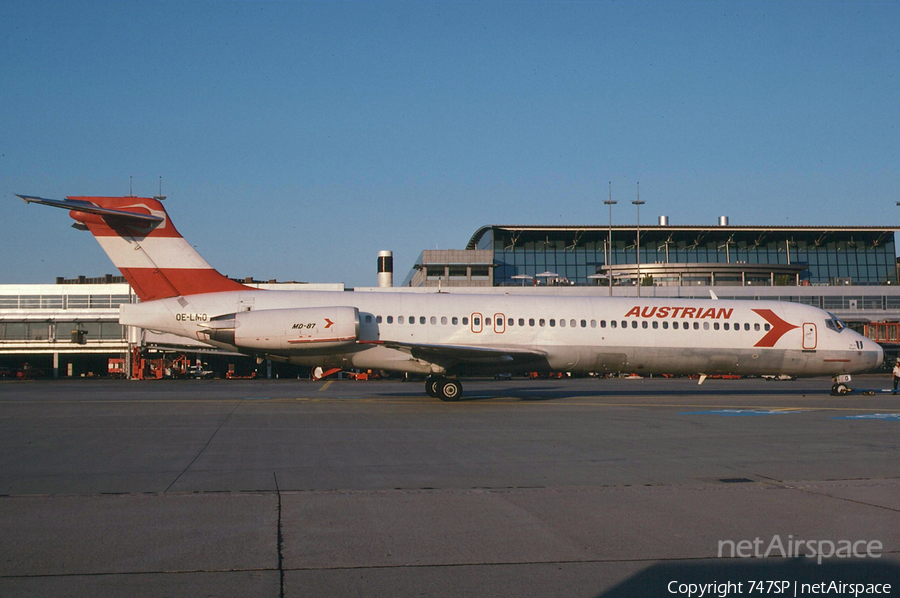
<box><xmin>825</xmin><ymin>313</ymin><xmax>845</xmax><ymax>332</ymax></box>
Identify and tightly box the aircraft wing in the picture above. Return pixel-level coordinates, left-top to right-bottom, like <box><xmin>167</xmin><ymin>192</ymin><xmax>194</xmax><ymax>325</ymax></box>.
<box><xmin>16</xmin><ymin>195</ymin><xmax>164</xmax><ymax>225</ymax></box>
<box><xmin>362</xmin><ymin>340</ymin><xmax>547</xmax><ymax>369</ymax></box>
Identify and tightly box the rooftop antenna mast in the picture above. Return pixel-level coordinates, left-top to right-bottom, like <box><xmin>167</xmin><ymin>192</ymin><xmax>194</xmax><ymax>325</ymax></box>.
<box><xmin>632</xmin><ymin>182</ymin><xmax>645</xmax><ymax>298</ymax></box>
<box><xmin>154</xmin><ymin>176</ymin><xmax>167</xmax><ymax>201</ymax></box>
<box><xmin>603</xmin><ymin>182</ymin><xmax>617</xmax><ymax>297</ymax></box>
<box><xmin>129</xmin><ymin>176</ymin><xmax>133</xmax><ymax>197</ymax></box>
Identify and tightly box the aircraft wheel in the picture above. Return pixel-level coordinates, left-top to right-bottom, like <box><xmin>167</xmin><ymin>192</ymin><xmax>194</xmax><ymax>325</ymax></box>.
<box><xmin>425</xmin><ymin>375</ymin><xmax>441</xmax><ymax>398</ymax></box>
<box><xmin>437</xmin><ymin>379</ymin><xmax>462</xmax><ymax>402</ymax></box>
<box><xmin>836</xmin><ymin>384</ymin><xmax>849</xmax><ymax>395</ymax></box>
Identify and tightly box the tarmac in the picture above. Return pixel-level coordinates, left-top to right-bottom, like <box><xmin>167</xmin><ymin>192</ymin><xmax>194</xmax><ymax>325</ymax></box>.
<box><xmin>1</xmin><ymin>375</ymin><xmax>899</xmax><ymax>597</ymax></box>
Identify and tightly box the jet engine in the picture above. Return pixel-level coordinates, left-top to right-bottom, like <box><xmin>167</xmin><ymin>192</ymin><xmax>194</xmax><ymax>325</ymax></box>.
<box><xmin>202</xmin><ymin>306</ymin><xmax>359</xmax><ymax>352</ymax></box>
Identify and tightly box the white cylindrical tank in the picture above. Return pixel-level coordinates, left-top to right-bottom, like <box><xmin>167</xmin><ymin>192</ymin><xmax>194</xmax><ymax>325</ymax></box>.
<box><xmin>377</xmin><ymin>250</ymin><xmax>393</xmax><ymax>287</ymax></box>
<box><xmin>658</xmin><ymin>215</ymin><xmax>669</xmax><ymax>226</ymax></box>
<box><xmin>719</xmin><ymin>216</ymin><xmax>729</xmax><ymax>226</ymax></box>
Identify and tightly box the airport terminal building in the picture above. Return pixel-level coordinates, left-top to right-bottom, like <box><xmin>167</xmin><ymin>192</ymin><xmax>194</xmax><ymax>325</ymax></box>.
<box><xmin>407</xmin><ymin>221</ymin><xmax>896</xmax><ymax>288</ymax></box>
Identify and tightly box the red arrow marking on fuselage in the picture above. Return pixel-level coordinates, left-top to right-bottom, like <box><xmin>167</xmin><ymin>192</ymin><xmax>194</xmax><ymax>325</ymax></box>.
<box><xmin>752</xmin><ymin>309</ymin><xmax>799</xmax><ymax>347</ymax></box>
<box><xmin>324</xmin><ymin>318</ymin><xmax>334</xmax><ymax>329</ymax></box>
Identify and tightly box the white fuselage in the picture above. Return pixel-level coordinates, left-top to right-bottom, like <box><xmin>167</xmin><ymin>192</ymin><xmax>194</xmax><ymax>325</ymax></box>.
<box><xmin>121</xmin><ymin>289</ymin><xmax>883</xmax><ymax>377</ymax></box>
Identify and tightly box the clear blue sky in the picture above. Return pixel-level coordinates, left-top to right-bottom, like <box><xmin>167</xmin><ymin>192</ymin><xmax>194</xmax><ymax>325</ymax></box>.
<box><xmin>2</xmin><ymin>0</ymin><xmax>898</xmax><ymax>287</ymax></box>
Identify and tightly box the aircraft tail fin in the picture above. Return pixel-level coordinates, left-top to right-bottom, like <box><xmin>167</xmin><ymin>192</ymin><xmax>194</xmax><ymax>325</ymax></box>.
<box><xmin>17</xmin><ymin>194</ymin><xmax>251</xmax><ymax>302</ymax></box>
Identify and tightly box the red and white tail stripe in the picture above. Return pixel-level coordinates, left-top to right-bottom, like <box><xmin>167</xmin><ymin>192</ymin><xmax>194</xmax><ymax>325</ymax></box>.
<box><xmin>65</xmin><ymin>196</ymin><xmax>250</xmax><ymax>302</ymax></box>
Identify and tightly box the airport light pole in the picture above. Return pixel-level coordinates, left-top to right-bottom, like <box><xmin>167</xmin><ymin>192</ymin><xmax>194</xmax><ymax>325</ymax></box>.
<box><xmin>632</xmin><ymin>183</ymin><xmax>645</xmax><ymax>298</ymax></box>
<box><xmin>603</xmin><ymin>182</ymin><xmax>616</xmax><ymax>297</ymax></box>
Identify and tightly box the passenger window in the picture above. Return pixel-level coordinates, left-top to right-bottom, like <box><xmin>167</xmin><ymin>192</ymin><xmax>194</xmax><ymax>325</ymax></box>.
<box><xmin>600</xmin><ymin>320</ymin><xmax>606</xmax><ymax>328</ymax></box>
<box><xmin>764</xmin><ymin>324</ymin><xmax>770</xmax><ymax>331</ymax></box>
<box><xmin>420</xmin><ymin>316</ymin><xmax>426</xmax><ymax>324</ymax></box>
<box><xmin>387</xmin><ymin>316</ymin><xmax>394</xmax><ymax>324</ymax></box>
<box><xmin>529</xmin><ymin>318</ymin><xmax>535</xmax><ymax>326</ymax></box>
<box><xmin>693</xmin><ymin>322</ymin><xmax>699</xmax><ymax>330</ymax></box>
<box><xmin>723</xmin><ymin>323</ymin><xmax>729</xmax><ymax>330</ymax></box>
<box><xmin>473</xmin><ymin>317</ymin><xmax>481</xmax><ymax>326</ymax></box>
<box><xmin>441</xmin><ymin>316</ymin><xmax>447</xmax><ymax>325</ymax></box>
<box><xmin>452</xmin><ymin>317</ymin><xmax>458</xmax><ymax>325</ymax></box>
<box><xmin>611</xmin><ymin>320</ymin><xmax>618</xmax><ymax>329</ymax></box>
<box><xmin>581</xmin><ymin>320</ymin><xmax>587</xmax><ymax>328</ymax></box>
<box><xmin>486</xmin><ymin>318</ymin><xmax>491</xmax><ymax>326</ymax></box>
<box><xmin>409</xmin><ymin>316</ymin><xmax>415</xmax><ymax>324</ymax></box>
<box><xmin>683</xmin><ymin>322</ymin><xmax>689</xmax><ymax>330</ymax></box>
<box><xmin>663</xmin><ymin>321</ymin><xmax>669</xmax><ymax>329</ymax></box>
<box><xmin>744</xmin><ymin>323</ymin><xmax>750</xmax><ymax>331</ymax></box>
<box><xmin>559</xmin><ymin>319</ymin><xmax>566</xmax><ymax>327</ymax></box>
<box><xmin>631</xmin><ymin>321</ymin><xmax>637</xmax><ymax>329</ymax></box>
<box><xmin>642</xmin><ymin>321</ymin><xmax>648</xmax><ymax>329</ymax></box>
<box><xmin>673</xmin><ymin>322</ymin><xmax>679</xmax><ymax>330</ymax></box>
<box><xmin>754</xmin><ymin>323</ymin><xmax>760</xmax><ymax>331</ymax></box>
<box><xmin>703</xmin><ymin>322</ymin><xmax>709</xmax><ymax>330</ymax></box>
<box><xmin>539</xmin><ymin>319</ymin><xmax>546</xmax><ymax>327</ymax></box>
<box><xmin>462</xmin><ymin>317</ymin><xmax>469</xmax><ymax>325</ymax></box>
<box><xmin>508</xmin><ymin>318</ymin><xmax>513</xmax><ymax>326</ymax></box>
<box><xmin>652</xmin><ymin>321</ymin><xmax>658</xmax><ymax>329</ymax></box>
<box><xmin>430</xmin><ymin>316</ymin><xmax>436</xmax><ymax>325</ymax></box>
<box><xmin>621</xmin><ymin>321</ymin><xmax>626</xmax><ymax>328</ymax></box>
<box><xmin>518</xmin><ymin>318</ymin><xmax>525</xmax><ymax>326</ymax></box>
<box><xmin>570</xmin><ymin>319</ymin><xmax>576</xmax><ymax>328</ymax></box>
<box><xmin>713</xmin><ymin>322</ymin><xmax>719</xmax><ymax>330</ymax></box>
<box><xmin>398</xmin><ymin>316</ymin><xmax>405</xmax><ymax>324</ymax></box>
<box><xmin>590</xmin><ymin>320</ymin><xmax>597</xmax><ymax>328</ymax></box>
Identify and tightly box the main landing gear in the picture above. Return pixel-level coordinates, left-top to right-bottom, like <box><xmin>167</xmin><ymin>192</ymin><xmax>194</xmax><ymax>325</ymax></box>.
<box><xmin>425</xmin><ymin>375</ymin><xmax>463</xmax><ymax>401</ymax></box>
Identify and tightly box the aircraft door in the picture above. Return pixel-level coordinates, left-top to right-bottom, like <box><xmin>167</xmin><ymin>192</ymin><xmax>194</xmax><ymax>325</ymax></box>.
<box><xmin>494</xmin><ymin>313</ymin><xmax>505</xmax><ymax>334</ymax></box>
<box><xmin>802</xmin><ymin>323</ymin><xmax>817</xmax><ymax>350</ymax></box>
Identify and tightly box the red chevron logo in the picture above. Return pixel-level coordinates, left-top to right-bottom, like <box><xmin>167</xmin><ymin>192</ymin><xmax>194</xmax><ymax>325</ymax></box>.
<box><xmin>752</xmin><ymin>309</ymin><xmax>799</xmax><ymax>347</ymax></box>
<box><xmin>324</xmin><ymin>318</ymin><xmax>334</xmax><ymax>329</ymax></box>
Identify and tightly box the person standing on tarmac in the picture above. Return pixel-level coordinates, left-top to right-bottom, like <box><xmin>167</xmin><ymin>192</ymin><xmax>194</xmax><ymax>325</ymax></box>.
<box><xmin>893</xmin><ymin>360</ymin><xmax>900</xmax><ymax>394</ymax></box>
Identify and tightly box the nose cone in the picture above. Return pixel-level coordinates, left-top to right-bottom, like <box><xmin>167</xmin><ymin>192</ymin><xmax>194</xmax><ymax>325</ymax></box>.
<box><xmin>871</xmin><ymin>340</ymin><xmax>885</xmax><ymax>370</ymax></box>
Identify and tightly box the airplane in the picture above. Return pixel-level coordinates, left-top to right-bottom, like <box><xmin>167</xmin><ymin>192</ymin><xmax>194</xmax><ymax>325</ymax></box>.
<box><xmin>16</xmin><ymin>193</ymin><xmax>883</xmax><ymax>400</ymax></box>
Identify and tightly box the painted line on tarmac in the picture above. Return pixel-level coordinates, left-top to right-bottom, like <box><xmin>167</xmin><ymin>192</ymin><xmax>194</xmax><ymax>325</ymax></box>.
<box><xmin>319</xmin><ymin>380</ymin><xmax>333</xmax><ymax>391</ymax></box>
<box><xmin>832</xmin><ymin>413</ymin><xmax>900</xmax><ymax>421</ymax></box>
<box><xmin>679</xmin><ymin>409</ymin><xmax>804</xmax><ymax>417</ymax></box>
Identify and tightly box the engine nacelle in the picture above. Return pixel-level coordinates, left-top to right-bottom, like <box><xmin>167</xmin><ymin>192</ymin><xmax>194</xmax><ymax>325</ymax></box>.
<box><xmin>204</xmin><ymin>306</ymin><xmax>359</xmax><ymax>352</ymax></box>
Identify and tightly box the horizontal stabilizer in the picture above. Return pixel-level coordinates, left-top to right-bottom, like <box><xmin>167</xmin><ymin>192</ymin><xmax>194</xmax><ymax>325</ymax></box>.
<box><xmin>16</xmin><ymin>195</ymin><xmax>164</xmax><ymax>225</ymax></box>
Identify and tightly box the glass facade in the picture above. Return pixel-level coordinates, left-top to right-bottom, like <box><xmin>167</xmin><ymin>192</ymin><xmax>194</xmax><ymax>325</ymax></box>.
<box><xmin>471</xmin><ymin>227</ymin><xmax>897</xmax><ymax>287</ymax></box>
<box><xmin>0</xmin><ymin>321</ymin><xmax>126</xmax><ymax>341</ymax></box>
<box><xmin>0</xmin><ymin>294</ymin><xmax>133</xmax><ymax>309</ymax></box>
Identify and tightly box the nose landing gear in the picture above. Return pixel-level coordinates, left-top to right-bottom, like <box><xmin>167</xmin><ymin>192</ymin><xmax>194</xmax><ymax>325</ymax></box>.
<box><xmin>831</xmin><ymin>374</ymin><xmax>852</xmax><ymax>396</ymax></box>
